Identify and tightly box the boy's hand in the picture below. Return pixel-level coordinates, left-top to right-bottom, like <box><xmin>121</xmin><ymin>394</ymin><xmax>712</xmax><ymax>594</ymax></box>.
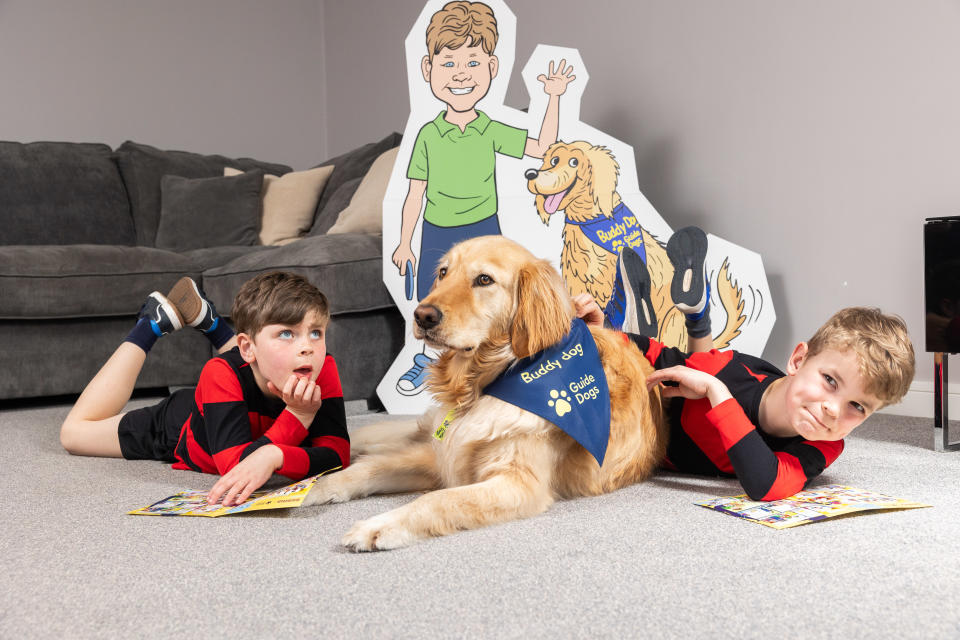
<box><xmin>392</xmin><ymin>244</ymin><xmax>416</xmax><ymax>275</ymax></box>
<box><xmin>267</xmin><ymin>374</ymin><xmax>323</xmax><ymax>428</ymax></box>
<box><xmin>207</xmin><ymin>445</ymin><xmax>283</xmax><ymax>506</ymax></box>
<box><xmin>646</xmin><ymin>366</ymin><xmax>733</xmax><ymax>407</ymax></box>
<box><xmin>537</xmin><ymin>59</ymin><xmax>576</xmax><ymax>97</ymax></box>
<box><xmin>573</xmin><ymin>293</ymin><xmax>604</xmax><ymax>329</ymax></box>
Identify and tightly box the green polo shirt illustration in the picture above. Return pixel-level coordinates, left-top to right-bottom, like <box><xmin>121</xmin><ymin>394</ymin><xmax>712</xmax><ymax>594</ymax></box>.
<box><xmin>407</xmin><ymin>110</ymin><xmax>527</xmax><ymax>227</ymax></box>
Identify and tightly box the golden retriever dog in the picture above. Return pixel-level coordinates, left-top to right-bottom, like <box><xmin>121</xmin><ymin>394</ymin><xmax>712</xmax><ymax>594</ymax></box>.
<box><xmin>526</xmin><ymin>140</ymin><xmax>745</xmax><ymax>351</ymax></box>
<box><xmin>302</xmin><ymin>235</ymin><xmax>668</xmax><ymax>551</ymax></box>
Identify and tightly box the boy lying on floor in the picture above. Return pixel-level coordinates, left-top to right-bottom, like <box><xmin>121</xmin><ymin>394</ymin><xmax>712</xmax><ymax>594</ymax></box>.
<box><xmin>60</xmin><ymin>272</ymin><xmax>349</xmax><ymax>507</ymax></box>
<box><xmin>575</xmin><ymin>227</ymin><xmax>915</xmax><ymax>500</ymax></box>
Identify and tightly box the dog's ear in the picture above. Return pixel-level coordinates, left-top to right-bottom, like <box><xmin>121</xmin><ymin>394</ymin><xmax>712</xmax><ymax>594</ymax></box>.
<box><xmin>511</xmin><ymin>259</ymin><xmax>574</xmax><ymax>358</ymax></box>
<box><xmin>588</xmin><ymin>145</ymin><xmax>620</xmax><ymax>217</ymax></box>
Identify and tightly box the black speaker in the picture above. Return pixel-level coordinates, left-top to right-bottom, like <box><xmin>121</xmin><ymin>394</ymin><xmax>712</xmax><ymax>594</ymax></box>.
<box><xmin>924</xmin><ymin>216</ymin><xmax>960</xmax><ymax>354</ymax></box>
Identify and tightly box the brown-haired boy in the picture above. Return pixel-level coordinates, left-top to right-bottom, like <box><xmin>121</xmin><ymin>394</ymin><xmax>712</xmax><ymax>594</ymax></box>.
<box><xmin>61</xmin><ymin>272</ymin><xmax>348</xmax><ymax>506</ymax></box>
<box><xmin>576</xmin><ymin>287</ymin><xmax>915</xmax><ymax>501</ymax></box>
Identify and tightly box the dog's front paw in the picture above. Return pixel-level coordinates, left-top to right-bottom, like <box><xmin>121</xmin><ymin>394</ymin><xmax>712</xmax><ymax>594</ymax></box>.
<box><xmin>341</xmin><ymin>512</ymin><xmax>417</xmax><ymax>552</ymax></box>
<box><xmin>301</xmin><ymin>478</ymin><xmax>352</xmax><ymax>507</ymax></box>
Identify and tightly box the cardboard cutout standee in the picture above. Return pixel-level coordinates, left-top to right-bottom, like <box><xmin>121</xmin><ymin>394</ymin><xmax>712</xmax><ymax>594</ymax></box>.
<box><xmin>377</xmin><ymin>0</ymin><xmax>775</xmax><ymax>414</ymax></box>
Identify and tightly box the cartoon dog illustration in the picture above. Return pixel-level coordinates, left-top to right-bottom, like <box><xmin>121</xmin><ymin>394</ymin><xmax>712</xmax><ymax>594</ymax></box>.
<box><xmin>525</xmin><ymin>140</ymin><xmax>745</xmax><ymax>350</ymax></box>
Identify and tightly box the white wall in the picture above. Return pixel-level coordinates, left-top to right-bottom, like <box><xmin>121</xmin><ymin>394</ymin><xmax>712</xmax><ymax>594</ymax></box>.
<box><xmin>322</xmin><ymin>0</ymin><xmax>960</xmax><ymax>413</ymax></box>
<box><xmin>0</xmin><ymin>0</ymin><xmax>327</xmax><ymax>169</ymax></box>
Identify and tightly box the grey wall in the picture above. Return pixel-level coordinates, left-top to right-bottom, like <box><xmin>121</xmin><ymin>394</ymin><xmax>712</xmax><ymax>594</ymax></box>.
<box><xmin>0</xmin><ymin>0</ymin><xmax>327</xmax><ymax>169</ymax></box>
<box><xmin>324</xmin><ymin>0</ymin><xmax>960</xmax><ymax>391</ymax></box>
<box><xmin>2</xmin><ymin>0</ymin><xmax>958</xmax><ymax>393</ymax></box>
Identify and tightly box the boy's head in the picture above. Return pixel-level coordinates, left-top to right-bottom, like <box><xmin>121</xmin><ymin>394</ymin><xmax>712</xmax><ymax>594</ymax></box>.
<box><xmin>232</xmin><ymin>271</ymin><xmax>330</xmax><ymax>338</ymax></box>
<box><xmin>779</xmin><ymin>307</ymin><xmax>915</xmax><ymax>441</ymax></box>
<box><xmin>806</xmin><ymin>306</ymin><xmax>915</xmax><ymax>408</ymax></box>
<box><xmin>232</xmin><ymin>272</ymin><xmax>330</xmax><ymax>391</ymax></box>
<box><xmin>422</xmin><ymin>1</ymin><xmax>499</xmax><ymax>113</ymax></box>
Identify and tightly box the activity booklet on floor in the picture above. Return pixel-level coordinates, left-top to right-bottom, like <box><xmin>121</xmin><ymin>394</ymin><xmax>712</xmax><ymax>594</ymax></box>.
<box><xmin>695</xmin><ymin>484</ymin><xmax>930</xmax><ymax>529</ymax></box>
<box><xmin>128</xmin><ymin>472</ymin><xmax>332</xmax><ymax>517</ymax></box>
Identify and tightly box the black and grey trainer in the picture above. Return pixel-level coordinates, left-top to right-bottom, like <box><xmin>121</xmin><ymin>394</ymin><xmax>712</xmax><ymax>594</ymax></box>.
<box><xmin>619</xmin><ymin>245</ymin><xmax>658</xmax><ymax>336</ymax></box>
<box><xmin>667</xmin><ymin>226</ymin><xmax>709</xmax><ymax>314</ymax></box>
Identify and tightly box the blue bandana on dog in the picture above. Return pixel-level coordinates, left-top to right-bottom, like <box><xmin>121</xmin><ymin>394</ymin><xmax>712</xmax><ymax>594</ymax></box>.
<box><xmin>564</xmin><ymin>202</ymin><xmax>646</xmax><ymax>261</ymax></box>
<box><xmin>484</xmin><ymin>319</ymin><xmax>611</xmax><ymax>466</ymax></box>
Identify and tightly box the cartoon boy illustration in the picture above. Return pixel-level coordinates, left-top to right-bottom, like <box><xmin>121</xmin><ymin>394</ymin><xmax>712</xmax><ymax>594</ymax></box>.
<box><xmin>391</xmin><ymin>0</ymin><xmax>575</xmax><ymax>395</ymax></box>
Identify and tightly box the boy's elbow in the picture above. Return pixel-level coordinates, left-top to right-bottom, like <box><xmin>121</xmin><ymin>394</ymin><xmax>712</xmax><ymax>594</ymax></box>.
<box><xmin>524</xmin><ymin>139</ymin><xmax>545</xmax><ymax>159</ymax></box>
<box><xmin>744</xmin><ymin>483</ymin><xmax>798</xmax><ymax>502</ymax></box>
<box><xmin>740</xmin><ymin>477</ymin><xmax>776</xmax><ymax>502</ymax></box>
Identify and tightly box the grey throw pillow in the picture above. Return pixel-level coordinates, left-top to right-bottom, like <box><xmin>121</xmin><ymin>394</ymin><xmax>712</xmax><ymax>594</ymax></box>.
<box><xmin>155</xmin><ymin>169</ymin><xmax>264</xmax><ymax>251</ymax></box>
<box><xmin>114</xmin><ymin>140</ymin><xmax>292</xmax><ymax>246</ymax></box>
<box><xmin>308</xmin><ymin>132</ymin><xmax>402</xmax><ymax>236</ymax></box>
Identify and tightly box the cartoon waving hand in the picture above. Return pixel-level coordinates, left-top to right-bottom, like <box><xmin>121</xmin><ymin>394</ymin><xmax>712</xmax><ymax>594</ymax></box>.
<box><xmin>538</xmin><ymin>59</ymin><xmax>576</xmax><ymax>96</ymax></box>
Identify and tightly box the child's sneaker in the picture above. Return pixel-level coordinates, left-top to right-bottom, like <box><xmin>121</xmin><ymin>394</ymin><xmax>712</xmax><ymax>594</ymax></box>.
<box><xmin>139</xmin><ymin>292</ymin><xmax>184</xmax><ymax>337</ymax></box>
<box><xmin>603</xmin><ymin>267</ymin><xmax>628</xmax><ymax>330</ymax></box>
<box><xmin>606</xmin><ymin>245</ymin><xmax>658</xmax><ymax>335</ymax></box>
<box><xmin>167</xmin><ymin>277</ymin><xmax>218</xmax><ymax>332</ymax></box>
<box><xmin>396</xmin><ymin>353</ymin><xmax>434</xmax><ymax>396</ymax></box>
<box><xmin>666</xmin><ymin>226</ymin><xmax>709</xmax><ymax>314</ymax></box>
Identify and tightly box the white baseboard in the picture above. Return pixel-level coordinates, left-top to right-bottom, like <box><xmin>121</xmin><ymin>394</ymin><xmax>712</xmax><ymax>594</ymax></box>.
<box><xmin>879</xmin><ymin>380</ymin><xmax>960</xmax><ymax>419</ymax></box>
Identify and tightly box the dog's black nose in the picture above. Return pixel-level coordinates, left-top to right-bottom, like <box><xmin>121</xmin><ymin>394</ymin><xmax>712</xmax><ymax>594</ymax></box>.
<box><xmin>414</xmin><ymin>304</ymin><xmax>442</xmax><ymax>330</ymax></box>
<box><xmin>524</xmin><ymin>168</ymin><xmax>539</xmax><ymax>180</ymax></box>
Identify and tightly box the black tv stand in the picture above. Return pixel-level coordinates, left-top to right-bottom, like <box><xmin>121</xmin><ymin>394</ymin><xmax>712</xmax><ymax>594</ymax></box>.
<box><xmin>934</xmin><ymin>352</ymin><xmax>958</xmax><ymax>451</ymax></box>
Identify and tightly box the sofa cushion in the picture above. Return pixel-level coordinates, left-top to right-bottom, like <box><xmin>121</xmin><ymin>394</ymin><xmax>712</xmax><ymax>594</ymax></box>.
<box><xmin>327</xmin><ymin>147</ymin><xmax>397</xmax><ymax>235</ymax></box>
<box><xmin>308</xmin><ymin>132</ymin><xmax>402</xmax><ymax>236</ymax></box>
<box><xmin>225</xmin><ymin>165</ymin><xmax>334</xmax><ymax>246</ymax></box>
<box><xmin>181</xmin><ymin>245</ymin><xmax>275</xmax><ymax>272</ymax></box>
<box><xmin>0</xmin><ymin>245</ymin><xmax>201</xmax><ymax>320</ymax></box>
<box><xmin>316</xmin><ymin>177</ymin><xmax>362</xmax><ymax>230</ymax></box>
<box><xmin>201</xmin><ymin>233</ymin><xmax>392</xmax><ymax>317</ymax></box>
<box><xmin>156</xmin><ymin>170</ymin><xmax>264</xmax><ymax>251</ymax></box>
<box><xmin>115</xmin><ymin>140</ymin><xmax>291</xmax><ymax>247</ymax></box>
<box><xmin>0</xmin><ymin>141</ymin><xmax>135</xmax><ymax>246</ymax></box>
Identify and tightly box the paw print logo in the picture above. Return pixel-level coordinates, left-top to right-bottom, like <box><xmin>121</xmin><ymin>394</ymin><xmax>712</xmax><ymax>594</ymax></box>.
<box><xmin>548</xmin><ymin>389</ymin><xmax>572</xmax><ymax>417</ymax></box>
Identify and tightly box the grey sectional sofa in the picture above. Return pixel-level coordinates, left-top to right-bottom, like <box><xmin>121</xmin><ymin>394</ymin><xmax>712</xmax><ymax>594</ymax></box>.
<box><xmin>0</xmin><ymin>135</ymin><xmax>404</xmax><ymax>404</ymax></box>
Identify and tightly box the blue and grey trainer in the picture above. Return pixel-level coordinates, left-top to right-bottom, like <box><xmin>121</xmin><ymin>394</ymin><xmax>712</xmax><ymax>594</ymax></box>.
<box><xmin>139</xmin><ymin>292</ymin><xmax>184</xmax><ymax>337</ymax></box>
<box><xmin>396</xmin><ymin>353</ymin><xmax>434</xmax><ymax>396</ymax></box>
<box><xmin>167</xmin><ymin>277</ymin><xmax>219</xmax><ymax>333</ymax></box>
<box><xmin>604</xmin><ymin>262</ymin><xmax>628</xmax><ymax>330</ymax></box>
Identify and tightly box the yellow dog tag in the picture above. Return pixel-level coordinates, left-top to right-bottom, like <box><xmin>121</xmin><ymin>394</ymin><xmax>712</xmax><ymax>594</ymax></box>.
<box><xmin>434</xmin><ymin>410</ymin><xmax>455</xmax><ymax>441</ymax></box>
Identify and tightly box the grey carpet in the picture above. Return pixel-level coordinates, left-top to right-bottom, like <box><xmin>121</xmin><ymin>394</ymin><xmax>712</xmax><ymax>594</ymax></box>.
<box><xmin>2</xmin><ymin>397</ymin><xmax>959</xmax><ymax>639</ymax></box>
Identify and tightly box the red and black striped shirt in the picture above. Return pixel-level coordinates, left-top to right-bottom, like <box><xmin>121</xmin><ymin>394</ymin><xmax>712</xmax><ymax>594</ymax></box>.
<box><xmin>171</xmin><ymin>347</ymin><xmax>349</xmax><ymax>480</ymax></box>
<box><xmin>630</xmin><ymin>335</ymin><xmax>843</xmax><ymax>501</ymax></box>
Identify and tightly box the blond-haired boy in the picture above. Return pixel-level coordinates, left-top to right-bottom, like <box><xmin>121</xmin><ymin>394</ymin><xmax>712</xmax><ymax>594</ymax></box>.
<box><xmin>575</xmin><ymin>296</ymin><xmax>915</xmax><ymax>501</ymax></box>
<box><xmin>60</xmin><ymin>272</ymin><xmax>348</xmax><ymax>507</ymax></box>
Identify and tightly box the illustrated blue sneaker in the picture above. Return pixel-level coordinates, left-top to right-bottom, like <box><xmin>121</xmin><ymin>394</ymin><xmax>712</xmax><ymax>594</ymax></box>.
<box><xmin>606</xmin><ymin>245</ymin><xmax>658</xmax><ymax>335</ymax></box>
<box><xmin>666</xmin><ymin>226</ymin><xmax>709</xmax><ymax>314</ymax></box>
<box><xmin>396</xmin><ymin>353</ymin><xmax>434</xmax><ymax>396</ymax></box>
<box><xmin>167</xmin><ymin>277</ymin><xmax>219</xmax><ymax>333</ymax></box>
<box><xmin>139</xmin><ymin>291</ymin><xmax>184</xmax><ymax>337</ymax></box>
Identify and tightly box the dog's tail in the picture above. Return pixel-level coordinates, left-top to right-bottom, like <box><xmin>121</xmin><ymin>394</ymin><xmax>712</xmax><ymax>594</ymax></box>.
<box><xmin>711</xmin><ymin>259</ymin><xmax>747</xmax><ymax>350</ymax></box>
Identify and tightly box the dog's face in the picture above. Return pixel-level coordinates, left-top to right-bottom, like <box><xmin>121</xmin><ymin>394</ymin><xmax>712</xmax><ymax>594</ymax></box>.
<box><xmin>414</xmin><ymin>235</ymin><xmax>574</xmax><ymax>359</ymax></box>
<box><xmin>526</xmin><ymin>141</ymin><xmax>620</xmax><ymax>224</ymax></box>
<box><xmin>527</xmin><ymin>141</ymin><xmax>592</xmax><ymax>220</ymax></box>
